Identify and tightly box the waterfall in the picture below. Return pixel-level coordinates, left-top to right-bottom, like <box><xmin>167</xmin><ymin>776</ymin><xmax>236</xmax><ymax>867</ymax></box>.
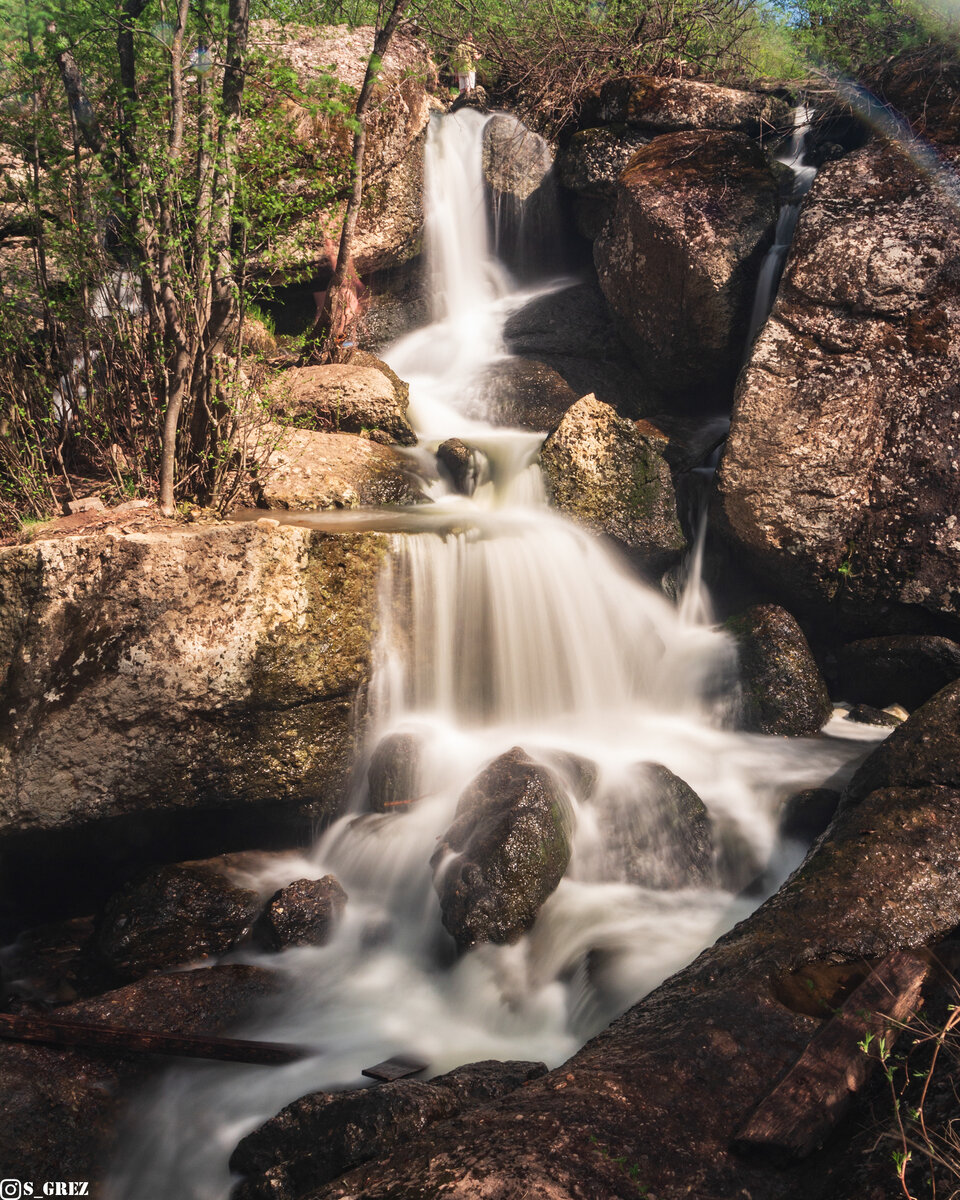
<box><xmin>745</xmin><ymin>105</ymin><xmax>818</xmax><ymax>346</ymax></box>
<box><xmin>105</xmin><ymin>109</ymin><xmax>879</xmax><ymax>1200</ymax></box>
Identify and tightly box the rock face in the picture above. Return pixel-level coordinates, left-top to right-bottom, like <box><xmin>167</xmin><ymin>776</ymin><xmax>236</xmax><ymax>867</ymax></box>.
<box><xmin>557</xmin><ymin>125</ymin><xmax>650</xmax><ymax>240</ymax></box>
<box><xmin>471</xmin><ymin>357</ymin><xmax>577</xmax><ymax>431</ymax></box>
<box><xmin>0</xmin><ymin>964</ymin><xmax>277</xmax><ymax>1186</ymax></box>
<box><xmin>255</xmin><ymin>427</ymin><xmax>423</xmax><ymax>510</ymax></box>
<box><xmin>255</xmin><ymin>875</ymin><xmax>348</xmax><ymax>950</ymax></box>
<box><xmin>274</xmin><ymin>364</ymin><xmax>416</xmax><ymax>445</ymax></box>
<box><xmin>230</xmin><ymin>1060</ymin><xmax>547</xmax><ymax>1200</ymax></box>
<box><xmin>594</xmin><ymin>130</ymin><xmax>778</xmax><ymax>403</ymax></box>
<box><xmin>94</xmin><ymin>864</ymin><xmax>261</xmax><ymax>979</ymax></box>
<box><xmin>481</xmin><ymin>113</ymin><xmax>562</xmax><ymax>277</ymax></box>
<box><xmin>249</xmin><ymin>24</ymin><xmax>437</xmax><ymax>280</ymax></box>
<box><xmin>725</xmin><ymin>604</ymin><xmax>831</xmax><ymax>736</ymax></box>
<box><xmin>835</xmin><ymin>635</ymin><xmax>960</xmax><ymax>711</ymax></box>
<box><xmin>717</xmin><ymin>141</ymin><xmax>960</xmax><ymax>633</ymax></box>
<box><xmin>590</xmin><ymin>74</ymin><xmax>791</xmax><ymax>138</ymax></box>
<box><xmin>540</xmin><ymin>394</ymin><xmax>685</xmax><ymax>571</ymax></box>
<box><xmin>0</xmin><ymin>523</ymin><xmax>385</xmax><ymax>847</ymax></box>
<box><xmin>431</xmin><ymin>748</ymin><xmax>572</xmax><ymax>952</ymax></box>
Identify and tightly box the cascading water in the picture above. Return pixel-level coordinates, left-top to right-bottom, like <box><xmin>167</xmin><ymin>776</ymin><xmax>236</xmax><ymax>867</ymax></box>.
<box><xmin>745</xmin><ymin>105</ymin><xmax>818</xmax><ymax>346</ymax></box>
<box><xmin>106</xmin><ymin>108</ymin><xmax>882</xmax><ymax>1200</ymax></box>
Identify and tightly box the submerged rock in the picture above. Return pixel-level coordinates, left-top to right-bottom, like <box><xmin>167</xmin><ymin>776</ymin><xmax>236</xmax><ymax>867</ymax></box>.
<box><xmin>725</xmin><ymin>604</ymin><xmax>831</xmax><ymax>736</ymax></box>
<box><xmin>594</xmin><ymin>130</ymin><xmax>778</xmax><ymax>404</ymax></box>
<box><xmin>471</xmin><ymin>357</ymin><xmax>577</xmax><ymax>431</ymax></box>
<box><xmin>431</xmin><ymin>748</ymin><xmax>572</xmax><ymax>951</ymax></box>
<box><xmin>94</xmin><ymin>864</ymin><xmax>261</xmax><ymax>979</ymax></box>
<box><xmin>274</xmin><ymin>363</ymin><xmax>416</xmax><ymax>446</ymax></box>
<box><xmin>230</xmin><ymin>1059</ymin><xmax>547</xmax><ymax>1200</ymax></box>
<box><xmin>717</xmin><ymin>140</ymin><xmax>960</xmax><ymax>632</ymax></box>
<box><xmin>435</xmin><ymin>438</ymin><xmax>478</xmax><ymax>495</ymax></box>
<box><xmin>367</xmin><ymin>732</ymin><xmax>421</xmax><ymax>813</ymax></box>
<box><xmin>835</xmin><ymin>634</ymin><xmax>960</xmax><ymax>711</ymax></box>
<box><xmin>254</xmin><ymin>876</ymin><xmax>348</xmax><ymax>951</ymax></box>
<box><xmin>254</xmin><ymin>427</ymin><xmax>424</xmax><ymax>510</ymax></box>
<box><xmin>540</xmin><ymin>393</ymin><xmax>685</xmax><ymax>571</ymax></box>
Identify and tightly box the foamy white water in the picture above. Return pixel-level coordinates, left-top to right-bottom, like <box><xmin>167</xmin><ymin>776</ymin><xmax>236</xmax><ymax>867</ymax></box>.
<box><xmin>106</xmin><ymin>108</ymin><xmax>884</xmax><ymax>1200</ymax></box>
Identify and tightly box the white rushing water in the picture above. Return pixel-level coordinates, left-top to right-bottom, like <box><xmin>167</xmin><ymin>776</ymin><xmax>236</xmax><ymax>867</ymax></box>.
<box><xmin>106</xmin><ymin>108</ymin><xmax>882</xmax><ymax>1200</ymax></box>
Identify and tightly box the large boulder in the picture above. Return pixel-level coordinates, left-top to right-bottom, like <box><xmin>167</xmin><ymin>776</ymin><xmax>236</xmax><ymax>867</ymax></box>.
<box><xmin>248</xmin><ymin>24</ymin><xmax>437</xmax><ymax>281</ymax></box>
<box><xmin>594</xmin><ymin>130</ymin><xmax>779</xmax><ymax>403</ymax></box>
<box><xmin>725</xmin><ymin>604</ymin><xmax>832</xmax><ymax>736</ymax></box>
<box><xmin>557</xmin><ymin>125</ymin><xmax>650</xmax><ymax>240</ymax></box>
<box><xmin>430</xmin><ymin>748</ymin><xmax>572</xmax><ymax>952</ymax></box>
<box><xmin>94</xmin><ymin>864</ymin><xmax>261</xmax><ymax>979</ymax></box>
<box><xmin>540</xmin><ymin>394</ymin><xmax>685</xmax><ymax>571</ymax></box>
<box><xmin>469</xmin><ymin>357</ymin><xmax>578</xmax><ymax>431</ymax></box>
<box><xmin>255</xmin><ymin>426</ymin><xmax>424</xmax><ymax>510</ymax></box>
<box><xmin>717</xmin><ymin>141</ymin><xmax>960</xmax><ymax>633</ymax></box>
<box><xmin>230</xmin><ymin>1060</ymin><xmax>547</xmax><ymax>1200</ymax></box>
<box><xmin>835</xmin><ymin>634</ymin><xmax>960</xmax><ymax>711</ymax></box>
<box><xmin>274</xmin><ymin>364</ymin><xmax>416</xmax><ymax>445</ymax></box>
<box><xmin>481</xmin><ymin>113</ymin><xmax>562</xmax><ymax>277</ymax></box>
<box><xmin>0</xmin><ymin>523</ymin><xmax>385</xmax><ymax>858</ymax></box>
<box><xmin>589</xmin><ymin>74</ymin><xmax>791</xmax><ymax>138</ymax></box>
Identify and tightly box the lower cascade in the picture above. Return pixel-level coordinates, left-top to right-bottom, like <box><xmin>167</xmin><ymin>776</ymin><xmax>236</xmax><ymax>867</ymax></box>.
<box><xmin>105</xmin><ymin>109</ymin><xmax>877</xmax><ymax>1200</ymax></box>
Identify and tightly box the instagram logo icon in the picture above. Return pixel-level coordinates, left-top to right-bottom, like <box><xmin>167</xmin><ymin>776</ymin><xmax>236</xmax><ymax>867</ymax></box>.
<box><xmin>0</xmin><ymin>1182</ymin><xmax>22</xmax><ymax>1200</ymax></box>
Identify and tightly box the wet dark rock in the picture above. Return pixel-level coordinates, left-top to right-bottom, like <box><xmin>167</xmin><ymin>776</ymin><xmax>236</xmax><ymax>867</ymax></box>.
<box><xmin>836</xmin><ymin>635</ymin><xmax>960</xmax><ymax>711</ymax></box>
<box><xmin>230</xmin><ymin>1059</ymin><xmax>546</xmax><ymax>1200</ymax></box>
<box><xmin>599</xmin><ymin>763</ymin><xmax>713</xmax><ymax>889</ymax></box>
<box><xmin>0</xmin><ymin>964</ymin><xmax>277</xmax><ymax>1186</ymax></box>
<box><xmin>717</xmin><ymin>141</ymin><xmax>960</xmax><ymax>633</ymax></box>
<box><xmin>589</xmin><ymin>74</ymin><xmax>791</xmax><ymax>138</ymax></box>
<box><xmin>430</xmin><ymin>748</ymin><xmax>572</xmax><ymax>952</ymax></box>
<box><xmin>481</xmin><ymin>114</ymin><xmax>562</xmax><ymax>277</ymax></box>
<box><xmin>367</xmin><ymin>733</ymin><xmax>422</xmax><ymax>813</ymax></box>
<box><xmin>846</xmin><ymin>703</ymin><xmax>900</xmax><ymax>728</ymax></box>
<box><xmin>540</xmin><ymin>393</ymin><xmax>685</xmax><ymax>572</ymax></box>
<box><xmin>94</xmin><ymin>864</ymin><xmax>261</xmax><ymax>980</ymax></box>
<box><xmin>779</xmin><ymin>787</ymin><xmax>841</xmax><ymax>841</ymax></box>
<box><xmin>844</xmin><ymin>679</ymin><xmax>960</xmax><ymax>807</ymax></box>
<box><xmin>544</xmin><ymin>751</ymin><xmax>600</xmax><ymax>804</ymax></box>
<box><xmin>435</xmin><ymin>438</ymin><xmax>478</xmax><ymax>495</ymax></box>
<box><xmin>254</xmin><ymin>876</ymin><xmax>347</xmax><ymax>951</ymax></box>
<box><xmin>502</xmin><ymin>278</ymin><xmax>650</xmax><ymax>416</ymax></box>
<box><xmin>725</xmin><ymin>604</ymin><xmax>831</xmax><ymax>736</ymax></box>
<box><xmin>594</xmin><ymin>130</ymin><xmax>778</xmax><ymax>404</ymax></box>
<box><xmin>1</xmin><ymin>916</ymin><xmax>112</xmax><ymax>1009</ymax></box>
<box><xmin>470</xmin><ymin>357</ymin><xmax>577</xmax><ymax>432</ymax></box>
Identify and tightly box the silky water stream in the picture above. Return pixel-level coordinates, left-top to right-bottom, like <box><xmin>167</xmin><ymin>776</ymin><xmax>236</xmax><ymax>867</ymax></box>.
<box><xmin>106</xmin><ymin>108</ymin><xmax>885</xmax><ymax>1199</ymax></box>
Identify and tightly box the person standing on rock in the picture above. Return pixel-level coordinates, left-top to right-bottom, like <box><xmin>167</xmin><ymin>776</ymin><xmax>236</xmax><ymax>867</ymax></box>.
<box><xmin>451</xmin><ymin>34</ymin><xmax>480</xmax><ymax>92</ymax></box>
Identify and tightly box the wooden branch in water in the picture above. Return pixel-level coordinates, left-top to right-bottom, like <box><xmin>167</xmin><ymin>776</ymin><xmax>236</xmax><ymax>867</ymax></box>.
<box><xmin>0</xmin><ymin>1011</ymin><xmax>312</xmax><ymax>1065</ymax></box>
<box><xmin>733</xmin><ymin>949</ymin><xmax>930</xmax><ymax>1162</ymax></box>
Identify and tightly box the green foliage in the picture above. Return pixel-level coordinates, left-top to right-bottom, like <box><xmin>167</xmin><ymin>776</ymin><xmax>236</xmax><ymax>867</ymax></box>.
<box><xmin>779</xmin><ymin>0</ymin><xmax>938</xmax><ymax>74</ymax></box>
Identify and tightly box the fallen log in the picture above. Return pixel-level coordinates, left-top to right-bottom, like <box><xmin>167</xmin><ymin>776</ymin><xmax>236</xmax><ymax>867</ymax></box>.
<box><xmin>733</xmin><ymin>949</ymin><xmax>930</xmax><ymax>1162</ymax></box>
<box><xmin>0</xmin><ymin>1010</ymin><xmax>313</xmax><ymax>1065</ymax></box>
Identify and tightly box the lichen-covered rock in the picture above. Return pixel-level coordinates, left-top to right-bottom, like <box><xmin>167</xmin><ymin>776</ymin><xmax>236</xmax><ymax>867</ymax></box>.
<box><xmin>254</xmin><ymin>875</ymin><xmax>348</xmax><ymax>950</ymax></box>
<box><xmin>0</xmin><ymin>522</ymin><xmax>385</xmax><ymax>846</ymax></box>
<box><xmin>367</xmin><ymin>733</ymin><xmax>421</xmax><ymax>813</ymax></box>
<box><xmin>595</xmin><ymin>763</ymin><xmax>713</xmax><ymax>889</ymax></box>
<box><xmin>255</xmin><ymin>426</ymin><xmax>423</xmax><ymax>510</ymax></box>
<box><xmin>274</xmin><ymin>364</ymin><xmax>416</xmax><ymax>445</ymax></box>
<box><xmin>430</xmin><ymin>748</ymin><xmax>572</xmax><ymax>952</ymax></box>
<box><xmin>836</xmin><ymin>635</ymin><xmax>960</xmax><ymax>711</ymax></box>
<box><xmin>717</xmin><ymin>141</ymin><xmax>960</xmax><ymax>631</ymax></box>
<box><xmin>540</xmin><ymin>394</ymin><xmax>685</xmax><ymax>570</ymax></box>
<box><xmin>557</xmin><ymin>125</ymin><xmax>650</xmax><ymax>239</ymax></box>
<box><xmin>481</xmin><ymin>113</ymin><xmax>562</xmax><ymax>277</ymax></box>
<box><xmin>0</xmin><ymin>964</ymin><xmax>277</xmax><ymax>1186</ymax></box>
<box><xmin>590</xmin><ymin>74</ymin><xmax>791</xmax><ymax>137</ymax></box>
<box><xmin>594</xmin><ymin>130</ymin><xmax>778</xmax><ymax>402</ymax></box>
<box><xmin>471</xmin><ymin>357</ymin><xmax>577</xmax><ymax>431</ymax></box>
<box><xmin>94</xmin><ymin>864</ymin><xmax>261</xmax><ymax>979</ymax></box>
<box><xmin>725</xmin><ymin>604</ymin><xmax>831</xmax><ymax>736</ymax></box>
<box><xmin>230</xmin><ymin>1060</ymin><xmax>547</xmax><ymax>1200</ymax></box>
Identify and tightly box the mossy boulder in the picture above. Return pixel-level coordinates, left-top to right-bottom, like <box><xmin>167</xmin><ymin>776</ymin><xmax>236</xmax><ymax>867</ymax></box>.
<box><xmin>430</xmin><ymin>748</ymin><xmax>572</xmax><ymax>952</ymax></box>
<box><xmin>540</xmin><ymin>393</ymin><xmax>685</xmax><ymax>571</ymax></box>
<box><xmin>725</xmin><ymin>604</ymin><xmax>831</xmax><ymax>736</ymax></box>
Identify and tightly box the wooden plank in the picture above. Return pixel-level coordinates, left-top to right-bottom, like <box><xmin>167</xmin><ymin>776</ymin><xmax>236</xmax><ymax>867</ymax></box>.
<box><xmin>0</xmin><ymin>1011</ymin><xmax>312</xmax><ymax>1065</ymax></box>
<box><xmin>733</xmin><ymin>949</ymin><xmax>930</xmax><ymax>1162</ymax></box>
<box><xmin>362</xmin><ymin>1055</ymin><xmax>428</xmax><ymax>1082</ymax></box>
